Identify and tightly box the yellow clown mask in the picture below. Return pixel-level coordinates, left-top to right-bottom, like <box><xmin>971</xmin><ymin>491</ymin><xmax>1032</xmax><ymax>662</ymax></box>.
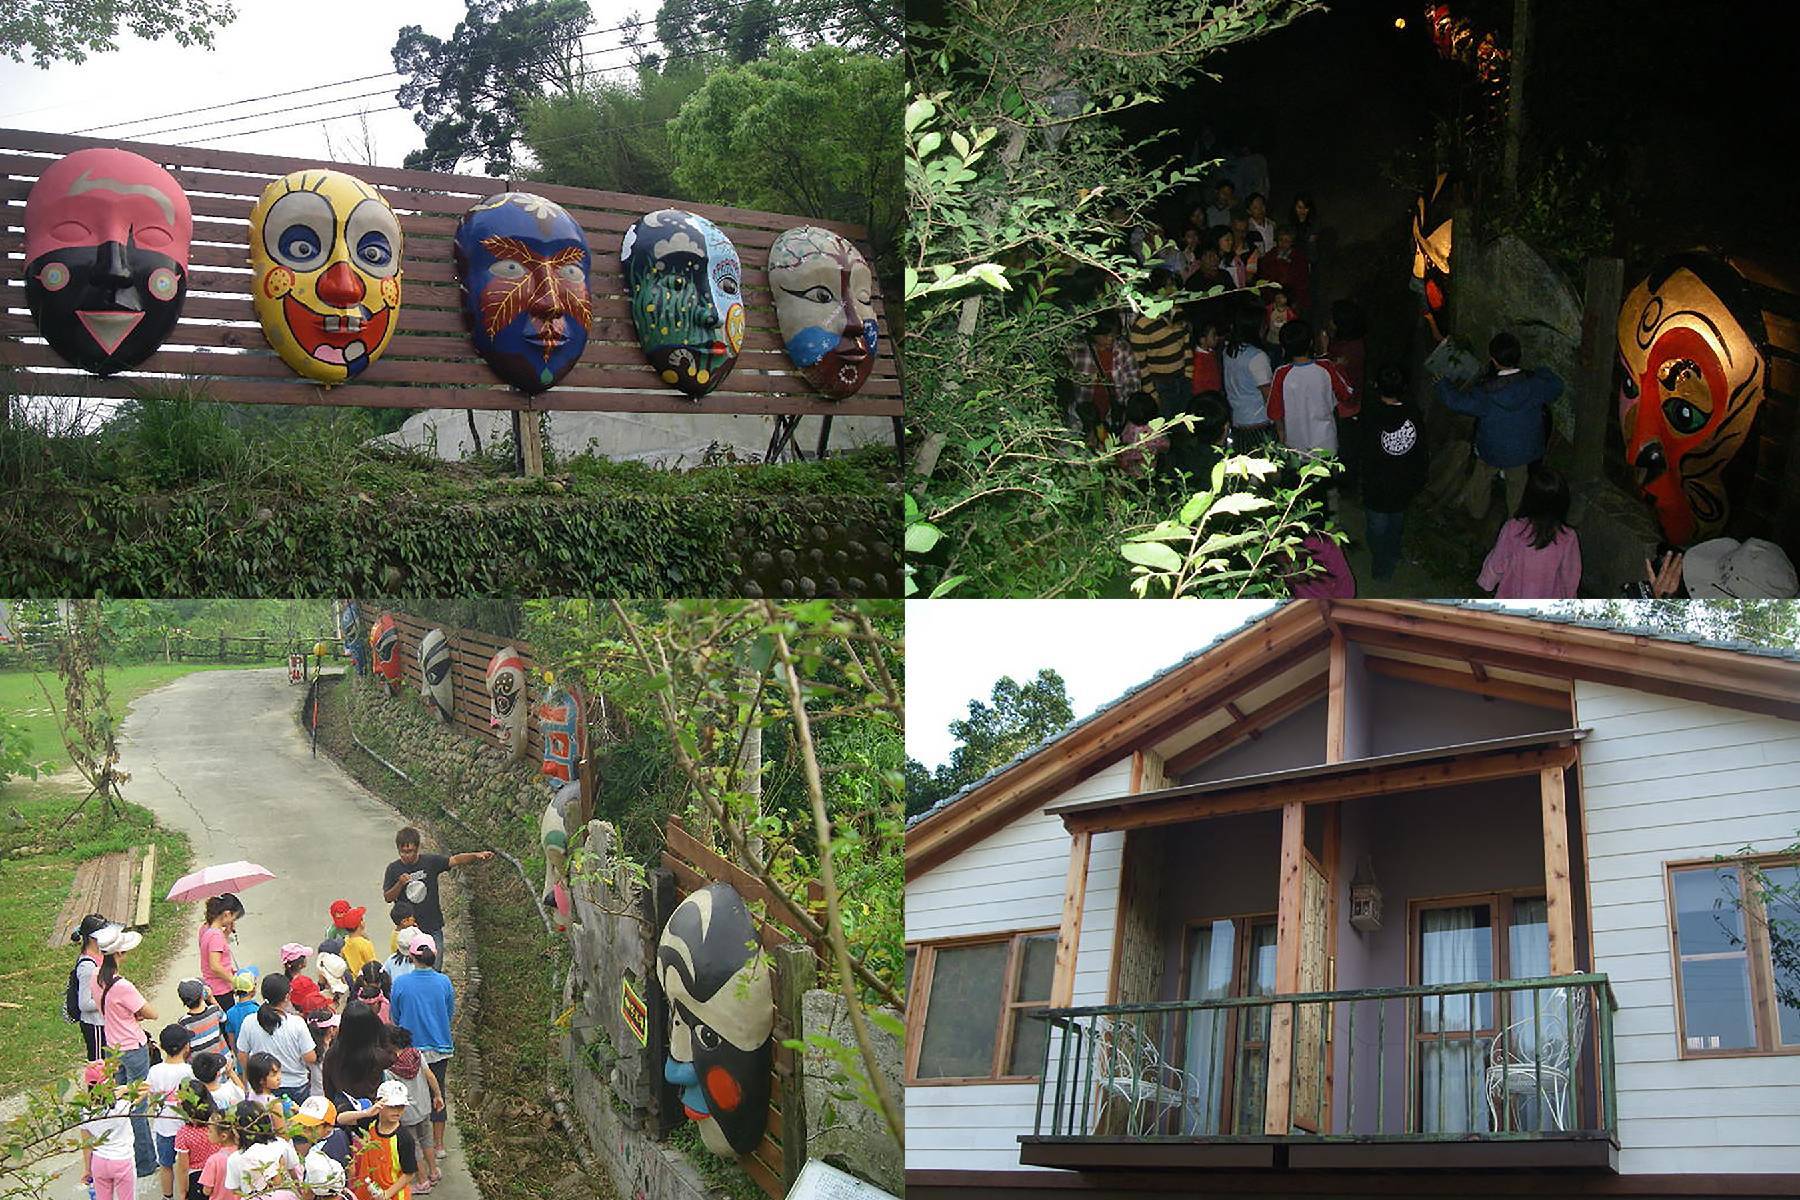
<box><xmin>249</xmin><ymin>170</ymin><xmax>403</xmax><ymax>385</ymax></box>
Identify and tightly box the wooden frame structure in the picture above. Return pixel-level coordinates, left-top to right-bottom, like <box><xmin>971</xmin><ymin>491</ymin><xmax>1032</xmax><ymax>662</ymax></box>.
<box><xmin>903</xmin><ymin>928</ymin><xmax>1059</xmax><ymax>1086</ymax></box>
<box><xmin>1662</xmin><ymin>854</ymin><xmax>1800</xmax><ymax>1061</ymax></box>
<box><xmin>0</xmin><ymin>126</ymin><xmax>901</xmax><ymax>463</ymax></box>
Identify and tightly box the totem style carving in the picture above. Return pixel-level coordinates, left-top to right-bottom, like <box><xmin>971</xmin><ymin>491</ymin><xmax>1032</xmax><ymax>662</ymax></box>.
<box><xmin>657</xmin><ymin>882</ymin><xmax>773</xmax><ymax>1156</ymax></box>
<box><xmin>484</xmin><ymin>646</ymin><xmax>527</xmax><ymax>761</ymax></box>
<box><xmin>768</xmin><ymin>225</ymin><xmax>879</xmax><ymax>398</ymax></box>
<box><xmin>454</xmin><ymin>191</ymin><xmax>593</xmax><ymax>393</ymax></box>
<box><xmin>339</xmin><ymin>602</ymin><xmax>368</xmax><ymax>675</ymax></box>
<box><xmin>369</xmin><ymin>613</ymin><xmax>402</xmax><ymax>695</ymax></box>
<box><xmin>24</xmin><ymin>148</ymin><xmax>192</xmax><ymax>375</ymax></box>
<box><xmin>1411</xmin><ymin>172</ymin><xmax>1453</xmax><ymax>327</ymax></box>
<box><xmin>249</xmin><ymin>170</ymin><xmax>402</xmax><ymax>386</ymax></box>
<box><xmin>419</xmin><ymin>628</ymin><xmax>453</xmax><ymax>722</ymax></box>
<box><xmin>536</xmin><ymin>682</ymin><xmax>587</xmax><ymax>932</ymax></box>
<box><xmin>1617</xmin><ymin>251</ymin><xmax>1794</xmax><ymax>546</ymax></box>
<box><xmin>620</xmin><ymin>209</ymin><xmax>743</xmax><ymax>397</ymax></box>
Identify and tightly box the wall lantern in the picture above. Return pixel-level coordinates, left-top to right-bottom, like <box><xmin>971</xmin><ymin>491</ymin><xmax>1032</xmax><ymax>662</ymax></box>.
<box><xmin>1349</xmin><ymin>855</ymin><xmax>1383</xmax><ymax>932</ymax></box>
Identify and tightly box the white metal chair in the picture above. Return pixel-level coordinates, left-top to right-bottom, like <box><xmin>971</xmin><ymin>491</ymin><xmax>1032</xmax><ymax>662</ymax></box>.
<box><xmin>1485</xmin><ymin>987</ymin><xmax>1589</xmax><ymax>1131</ymax></box>
<box><xmin>1090</xmin><ymin>1015</ymin><xmax>1191</xmax><ymax>1136</ymax></box>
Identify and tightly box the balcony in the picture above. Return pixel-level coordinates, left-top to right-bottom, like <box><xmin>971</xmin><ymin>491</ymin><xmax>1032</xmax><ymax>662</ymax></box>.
<box><xmin>1020</xmin><ymin>973</ymin><xmax>1619</xmax><ymax>1173</ymax></box>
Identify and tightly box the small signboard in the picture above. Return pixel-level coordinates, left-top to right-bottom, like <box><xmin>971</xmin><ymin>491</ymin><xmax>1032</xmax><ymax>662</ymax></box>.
<box><xmin>288</xmin><ymin>654</ymin><xmax>305</xmax><ymax>684</ymax></box>
<box><xmin>621</xmin><ymin>975</ymin><xmax>649</xmax><ymax>1047</ymax></box>
<box><xmin>788</xmin><ymin>1160</ymin><xmax>897</xmax><ymax>1200</ymax></box>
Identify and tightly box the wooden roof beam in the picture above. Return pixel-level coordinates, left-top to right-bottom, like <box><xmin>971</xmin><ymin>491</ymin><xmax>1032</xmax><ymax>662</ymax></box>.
<box><xmin>1163</xmin><ymin>674</ymin><xmax>1329</xmax><ymax>776</ymax></box>
<box><xmin>1362</xmin><ymin>654</ymin><xmax>1570</xmax><ymax>711</ymax></box>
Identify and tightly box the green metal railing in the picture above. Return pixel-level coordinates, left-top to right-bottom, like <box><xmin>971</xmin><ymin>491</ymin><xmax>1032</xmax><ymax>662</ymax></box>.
<box><xmin>1029</xmin><ymin>973</ymin><xmax>1617</xmax><ymax>1143</ymax></box>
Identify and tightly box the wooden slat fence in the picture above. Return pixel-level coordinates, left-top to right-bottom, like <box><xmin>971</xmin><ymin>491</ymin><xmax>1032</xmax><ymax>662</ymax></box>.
<box><xmin>0</xmin><ymin>127</ymin><xmax>901</xmax><ymax>423</ymax></box>
<box><xmin>660</xmin><ymin>816</ymin><xmax>824</xmax><ymax>1200</ymax></box>
<box><xmin>380</xmin><ymin>609</ymin><xmax>544</xmax><ymax>766</ymax></box>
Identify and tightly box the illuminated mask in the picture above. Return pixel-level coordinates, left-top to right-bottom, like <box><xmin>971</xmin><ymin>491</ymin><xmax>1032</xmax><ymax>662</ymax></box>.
<box><xmin>24</xmin><ymin>148</ymin><xmax>191</xmax><ymax>375</ymax></box>
<box><xmin>419</xmin><ymin>629</ymin><xmax>452</xmax><ymax>722</ymax></box>
<box><xmin>1617</xmin><ymin>252</ymin><xmax>1772</xmax><ymax>545</ymax></box>
<box><xmin>1411</xmin><ymin>173</ymin><xmax>1453</xmax><ymax>319</ymax></box>
<box><xmin>768</xmin><ymin>226</ymin><xmax>878</xmax><ymax>397</ymax></box>
<box><xmin>657</xmin><ymin>883</ymin><xmax>773</xmax><ymax>1156</ymax></box>
<box><xmin>454</xmin><ymin>192</ymin><xmax>592</xmax><ymax>393</ymax></box>
<box><xmin>537</xmin><ymin>684</ymin><xmax>585</xmax><ymax>786</ymax></box>
<box><xmin>370</xmin><ymin>613</ymin><xmax>402</xmax><ymax>694</ymax></box>
<box><xmin>249</xmin><ymin>170</ymin><xmax>402</xmax><ymax>385</ymax></box>
<box><xmin>620</xmin><ymin>209</ymin><xmax>743</xmax><ymax>396</ymax></box>
<box><xmin>485</xmin><ymin>647</ymin><xmax>527</xmax><ymax>761</ymax></box>
<box><xmin>339</xmin><ymin>602</ymin><xmax>367</xmax><ymax>675</ymax></box>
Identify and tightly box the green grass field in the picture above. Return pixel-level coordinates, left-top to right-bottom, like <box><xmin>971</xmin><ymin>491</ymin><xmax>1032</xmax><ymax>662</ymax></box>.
<box><xmin>0</xmin><ymin>661</ymin><xmax>252</xmax><ymax>770</ymax></box>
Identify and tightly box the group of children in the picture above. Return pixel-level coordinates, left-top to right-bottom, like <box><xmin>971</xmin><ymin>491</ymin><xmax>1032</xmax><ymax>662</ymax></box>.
<box><xmin>75</xmin><ymin>893</ymin><xmax>453</xmax><ymax>1200</ymax></box>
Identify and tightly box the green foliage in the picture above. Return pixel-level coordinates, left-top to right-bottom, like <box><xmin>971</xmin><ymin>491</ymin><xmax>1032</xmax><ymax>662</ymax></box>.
<box><xmin>1121</xmin><ymin>453</ymin><xmax>1342</xmax><ymax>597</ymax></box>
<box><xmin>1</xmin><ymin>417</ymin><xmax>898</xmax><ymax>595</ymax></box>
<box><xmin>1553</xmin><ymin>600</ymin><xmax>1800</xmax><ymax>651</ymax></box>
<box><xmin>0</xmin><ymin>714</ymin><xmax>50</xmax><ymax>787</ymax></box>
<box><xmin>393</xmin><ymin>0</ymin><xmax>592</xmax><ymax>174</ymax></box>
<box><xmin>905</xmin><ymin>668</ymin><xmax>1073</xmax><ymax>818</ymax></box>
<box><xmin>0</xmin><ymin>0</ymin><xmax>235</xmax><ymax>67</ymax></box>
<box><xmin>905</xmin><ymin>0</ymin><xmax>1322</xmax><ymax>596</ymax></box>
<box><xmin>1494</xmin><ymin>145</ymin><xmax>1617</xmax><ymax>282</ymax></box>
<box><xmin>520</xmin><ymin>63</ymin><xmax>712</xmax><ymax>195</ymax></box>
<box><xmin>668</xmin><ymin>46</ymin><xmax>905</xmax><ymax>257</ymax></box>
<box><xmin>654</xmin><ymin>0</ymin><xmax>781</xmax><ymax>63</ymax></box>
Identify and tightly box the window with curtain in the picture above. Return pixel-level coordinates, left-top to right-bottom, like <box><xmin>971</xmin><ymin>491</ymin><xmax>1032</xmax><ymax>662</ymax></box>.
<box><xmin>908</xmin><ymin>931</ymin><xmax>1058</xmax><ymax>1082</ymax></box>
<box><xmin>1177</xmin><ymin>917</ymin><xmax>1274</xmax><ymax>1135</ymax></box>
<box><xmin>1669</xmin><ymin>859</ymin><xmax>1800</xmax><ymax>1057</ymax></box>
<box><xmin>1417</xmin><ymin>903</ymin><xmax>1494</xmax><ymax>1133</ymax></box>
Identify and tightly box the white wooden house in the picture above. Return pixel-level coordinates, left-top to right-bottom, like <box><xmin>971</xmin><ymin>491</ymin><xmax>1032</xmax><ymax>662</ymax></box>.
<box><xmin>904</xmin><ymin>600</ymin><xmax>1800</xmax><ymax>1199</ymax></box>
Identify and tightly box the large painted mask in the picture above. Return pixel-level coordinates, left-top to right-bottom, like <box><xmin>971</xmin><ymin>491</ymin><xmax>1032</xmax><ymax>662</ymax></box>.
<box><xmin>657</xmin><ymin>883</ymin><xmax>773</xmax><ymax>1156</ymax></box>
<box><xmin>1411</xmin><ymin>172</ymin><xmax>1453</xmax><ymax>322</ymax></box>
<box><xmin>419</xmin><ymin>628</ymin><xmax>453</xmax><ymax>722</ymax></box>
<box><xmin>24</xmin><ymin>148</ymin><xmax>191</xmax><ymax>375</ymax></box>
<box><xmin>249</xmin><ymin>170</ymin><xmax>402</xmax><ymax>386</ymax></box>
<box><xmin>768</xmin><ymin>226</ymin><xmax>879</xmax><ymax>397</ymax></box>
<box><xmin>537</xmin><ymin>683</ymin><xmax>586</xmax><ymax>786</ymax></box>
<box><xmin>621</xmin><ymin>209</ymin><xmax>743</xmax><ymax>396</ymax></box>
<box><xmin>485</xmin><ymin>646</ymin><xmax>527</xmax><ymax>761</ymax></box>
<box><xmin>369</xmin><ymin>613</ymin><xmax>402</xmax><ymax>694</ymax></box>
<box><xmin>338</xmin><ymin>602</ymin><xmax>367</xmax><ymax>675</ymax></box>
<box><xmin>1617</xmin><ymin>252</ymin><xmax>1772</xmax><ymax>545</ymax></box>
<box><xmin>454</xmin><ymin>192</ymin><xmax>592</xmax><ymax>393</ymax></box>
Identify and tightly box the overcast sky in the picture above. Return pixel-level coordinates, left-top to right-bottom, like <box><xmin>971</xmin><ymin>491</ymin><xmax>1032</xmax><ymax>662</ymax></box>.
<box><xmin>0</xmin><ymin>0</ymin><xmax>642</xmax><ymax>169</ymax></box>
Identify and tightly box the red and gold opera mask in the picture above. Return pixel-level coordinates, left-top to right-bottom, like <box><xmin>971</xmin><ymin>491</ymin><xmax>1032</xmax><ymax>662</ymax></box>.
<box><xmin>1617</xmin><ymin>252</ymin><xmax>1768</xmax><ymax>545</ymax></box>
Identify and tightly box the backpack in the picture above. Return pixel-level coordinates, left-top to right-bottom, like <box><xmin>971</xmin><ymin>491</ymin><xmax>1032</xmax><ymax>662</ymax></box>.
<box><xmin>62</xmin><ymin>958</ymin><xmax>85</xmax><ymax>1024</ymax></box>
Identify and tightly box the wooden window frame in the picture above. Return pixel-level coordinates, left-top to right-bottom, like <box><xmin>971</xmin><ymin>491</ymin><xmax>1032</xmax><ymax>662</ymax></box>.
<box><xmin>1405</xmin><ymin>889</ymin><xmax>1549</xmax><ymax>1132</ymax></box>
<box><xmin>1665</xmin><ymin>855</ymin><xmax>1800</xmax><ymax>1060</ymax></box>
<box><xmin>904</xmin><ymin>928</ymin><xmax>1059</xmax><ymax>1086</ymax></box>
<box><xmin>1174</xmin><ymin>911</ymin><xmax>1278</xmax><ymax>1135</ymax></box>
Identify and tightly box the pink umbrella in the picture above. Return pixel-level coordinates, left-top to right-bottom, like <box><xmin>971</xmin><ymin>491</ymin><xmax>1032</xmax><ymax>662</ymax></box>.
<box><xmin>166</xmin><ymin>860</ymin><xmax>275</xmax><ymax>902</ymax></box>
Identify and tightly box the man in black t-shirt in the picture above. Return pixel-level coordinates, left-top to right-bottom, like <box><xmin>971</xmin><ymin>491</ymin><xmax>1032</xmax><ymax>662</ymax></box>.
<box><xmin>380</xmin><ymin>826</ymin><xmax>493</xmax><ymax>964</ymax></box>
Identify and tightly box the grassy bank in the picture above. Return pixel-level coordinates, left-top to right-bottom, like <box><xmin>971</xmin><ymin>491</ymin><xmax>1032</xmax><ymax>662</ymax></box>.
<box><xmin>0</xmin><ymin>662</ymin><xmax>252</xmax><ymax>770</ymax></box>
<box><xmin>307</xmin><ymin>674</ymin><xmax>614</xmax><ymax>1200</ymax></box>
<box><xmin>0</xmin><ymin>774</ymin><xmax>194</xmax><ymax>1096</ymax></box>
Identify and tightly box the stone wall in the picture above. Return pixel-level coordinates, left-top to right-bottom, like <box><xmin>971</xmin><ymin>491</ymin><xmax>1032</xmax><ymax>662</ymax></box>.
<box><xmin>799</xmin><ymin>991</ymin><xmax>903</xmax><ymax>1194</ymax></box>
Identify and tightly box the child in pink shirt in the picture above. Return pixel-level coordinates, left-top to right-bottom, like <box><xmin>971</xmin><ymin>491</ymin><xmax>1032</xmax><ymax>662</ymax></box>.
<box><xmin>1117</xmin><ymin>392</ymin><xmax>1169</xmax><ymax>478</ymax></box>
<box><xmin>1478</xmin><ymin>464</ymin><xmax>1582</xmax><ymax>598</ymax></box>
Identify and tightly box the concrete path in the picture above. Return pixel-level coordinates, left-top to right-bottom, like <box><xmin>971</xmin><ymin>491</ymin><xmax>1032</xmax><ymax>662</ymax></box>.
<box><xmin>43</xmin><ymin>667</ymin><xmax>482</xmax><ymax>1200</ymax></box>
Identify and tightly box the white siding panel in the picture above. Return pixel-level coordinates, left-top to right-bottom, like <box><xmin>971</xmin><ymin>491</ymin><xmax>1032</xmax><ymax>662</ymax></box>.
<box><xmin>1577</xmin><ymin>680</ymin><xmax>1800</xmax><ymax>1175</ymax></box>
<box><xmin>906</xmin><ymin>757</ymin><xmax>1133</xmax><ymax>1173</ymax></box>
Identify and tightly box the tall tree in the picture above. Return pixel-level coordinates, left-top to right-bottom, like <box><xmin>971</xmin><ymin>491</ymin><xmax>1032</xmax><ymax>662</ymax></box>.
<box><xmin>648</xmin><ymin>0</ymin><xmax>901</xmax><ymax>61</ymax></box>
<box><xmin>0</xmin><ymin>0</ymin><xmax>235</xmax><ymax>67</ymax></box>
<box><xmin>906</xmin><ymin>669</ymin><xmax>1075</xmax><ymax>817</ymax></box>
<box><xmin>519</xmin><ymin>63</ymin><xmax>710</xmax><ymax>195</ymax></box>
<box><xmin>393</xmin><ymin>0</ymin><xmax>591</xmax><ymax>174</ymax></box>
<box><xmin>1561</xmin><ymin>600</ymin><xmax>1800</xmax><ymax>650</ymax></box>
<box><xmin>667</xmin><ymin>46</ymin><xmax>903</xmax><ymax>256</ymax></box>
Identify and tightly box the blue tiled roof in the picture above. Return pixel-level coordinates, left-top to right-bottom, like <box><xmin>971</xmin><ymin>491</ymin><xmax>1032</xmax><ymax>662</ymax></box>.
<box><xmin>907</xmin><ymin>601</ymin><xmax>1800</xmax><ymax>828</ymax></box>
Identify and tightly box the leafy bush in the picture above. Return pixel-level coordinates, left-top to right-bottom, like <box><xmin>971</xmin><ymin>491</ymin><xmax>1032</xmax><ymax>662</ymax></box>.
<box><xmin>0</xmin><ymin>715</ymin><xmax>51</xmax><ymax>787</ymax></box>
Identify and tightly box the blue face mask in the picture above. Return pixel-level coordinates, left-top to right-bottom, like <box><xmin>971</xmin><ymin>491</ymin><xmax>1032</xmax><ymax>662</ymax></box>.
<box><xmin>454</xmin><ymin>192</ymin><xmax>592</xmax><ymax>394</ymax></box>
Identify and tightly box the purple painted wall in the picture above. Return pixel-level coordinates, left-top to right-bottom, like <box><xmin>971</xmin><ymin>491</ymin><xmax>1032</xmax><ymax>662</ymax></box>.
<box><xmin>1363</xmin><ymin>673</ymin><xmax>1567</xmax><ymax>757</ymax></box>
<box><xmin>1179</xmin><ymin>698</ymin><xmax>1326</xmax><ymax>784</ymax></box>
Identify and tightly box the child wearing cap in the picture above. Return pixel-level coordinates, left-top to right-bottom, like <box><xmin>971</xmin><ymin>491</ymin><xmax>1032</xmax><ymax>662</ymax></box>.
<box><xmin>282</xmin><ymin>945</ymin><xmax>328</xmax><ymax>1015</ymax></box>
<box><xmin>223</xmin><ymin>969</ymin><xmax>262</xmax><ymax>1053</ymax></box>
<box><xmin>384</xmin><ymin>929</ymin><xmax>420</xmax><ymax>987</ymax></box>
<box><xmin>289</xmin><ymin>1096</ymin><xmax>354</xmax><ymax>1170</ymax></box>
<box><xmin>355</xmin><ymin>963</ymin><xmax>392</xmax><ymax>1024</ymax></box>
<box><xmin>386</xmin><ymin>901</ymin><xmax>418</xmax><ymax>958</ymax></box>
<box><xmin>77</xmin><ymin>1061</ymin><xmax>137</xmax><ymax>1200</ymax></box>
<box><xmin>383</xmin><ymin>1027</ymin><xmax>443</xmax><ymax>1192</ymax></box>
<box><xmin>316</xmin><ymin>953</ymin><xmax>352</xmax><ymax>1011</ymax></box>
<box><xmin>329</xmin><ymin>902</ymin><xmax>378</xmax><ymax>978</ymax></box>
<box><xmin>148</xmin><ymin>1024</ymin><xmax>197</xmax><ymax>1200</ymax></box>
<box><xmin>304</xmin><ymin>1008</ymin><xmax>340</xmax><ymax>1102</ymax></box>
<box><xmin>171</xmin><ymin>1083</ymin><xmax>220</xmax><ymax>1200</ymax></box>
<box><xmin>178</xmin><ymin>979</ymin><xmax>227</xmax><ymax>1060</ymax></box>
<box><xmin>349</xmin><ymin>1080</ymin><xmax>418</xmax><ymax>1200</ymax></box>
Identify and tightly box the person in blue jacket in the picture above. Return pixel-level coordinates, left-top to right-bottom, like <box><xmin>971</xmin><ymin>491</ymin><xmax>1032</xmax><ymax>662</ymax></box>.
<box><xmin>1436</xmin><ymin>331</ymin><xmax>1564</xmax><ymax>521</ymax></box>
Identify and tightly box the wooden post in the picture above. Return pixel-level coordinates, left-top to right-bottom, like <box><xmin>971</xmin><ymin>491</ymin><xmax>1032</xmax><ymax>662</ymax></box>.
<box><xmin>1572</xmin><ymin>257</ymin><xmax>1625</xmax><ymax>483</ymax></box>
<box><xmin>1265</xmin><ymin>800</ymin><xmax>1306</xmax><ymax>1133</ymax></box>
<box><xmin>1050</xmin><ymin>830</ymin><xmax>1092</xmax><ymax>1008</ymax></box>
<box><xmin>513</xmin><ymin>410</ymin><xmax>545</xmax><ymax>478</ymax></box>
<box><xmin>1502</xmin><ymin>0</ymin><xmax>1532</xmax><ymax>200</ymax></box>
<box><xmin>1540</xmin><ymin>765</ymin><xmax>1575</xmax><ymax>974</ymax></box>
<box><xmin>773</xmin><ymin>944</ymin><xmax>817</xmax><ymax>1193</ymax></box>
<box><xmin>1325</xmin><ymin>628</ymin><xmax>1347</xmax><ymax>764</ymax></box>
<box><xmin>646</xmin><ymin>866</ymin><xmax>683</xmax><ymax>1137</ymax></box>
